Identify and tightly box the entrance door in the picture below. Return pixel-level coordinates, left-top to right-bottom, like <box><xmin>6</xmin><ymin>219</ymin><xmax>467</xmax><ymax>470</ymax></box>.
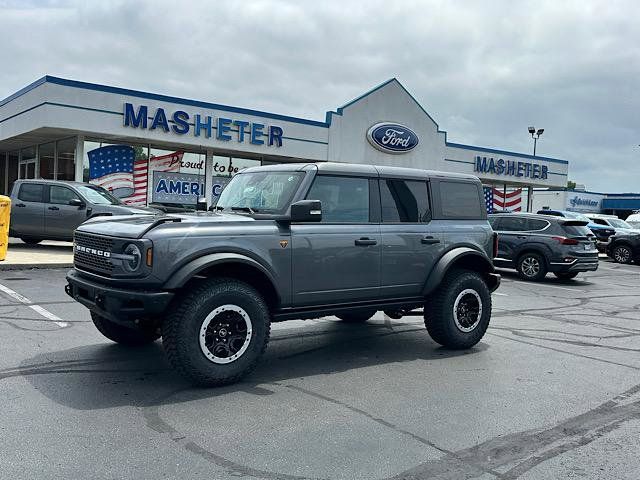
<box><xmin>18</xmin><ymin>160</ymin><xmax>36</xmax><ymax>179</ymax></box>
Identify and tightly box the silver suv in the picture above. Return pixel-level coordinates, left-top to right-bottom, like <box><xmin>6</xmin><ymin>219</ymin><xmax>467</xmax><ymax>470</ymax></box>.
<box><xmin>65</xmin><ymin>163</ymin><xmax>500</xmax><ymax>386</ymax></box>
<box><xmin>9</xmin><ymin>179</ymin><xmax>156</xmax><ymax>243</ymax></box>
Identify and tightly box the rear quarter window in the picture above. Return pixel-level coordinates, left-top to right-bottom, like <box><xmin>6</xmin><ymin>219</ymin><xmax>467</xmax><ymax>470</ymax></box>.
<box><xmin>18</xmin><ymin>183</ymin><xmax>44</xmax><ymax>202</ymax></box>
<box><xmin>437</xmin><ymin>181</ymin><xmax>483</xmax><ymax>219</ymax></box>
<box><xmin>562</xmin><ymin>224</ymin><xmax>593</xmax><ymax>236</ymax></box>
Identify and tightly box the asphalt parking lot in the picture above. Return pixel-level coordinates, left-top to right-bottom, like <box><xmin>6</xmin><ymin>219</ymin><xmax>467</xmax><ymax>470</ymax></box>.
<box><xmin>1</xmin><ymin>260</ymin><xmax>640</xmax><ymax>480</ymax></box>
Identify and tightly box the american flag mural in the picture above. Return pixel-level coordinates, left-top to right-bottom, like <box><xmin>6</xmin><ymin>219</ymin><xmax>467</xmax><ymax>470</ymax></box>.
<box><xmin>88</xmin><ymin>145</ymin><xmax>183</xmax><ymax>206</ymax></box>
<box><xmin>483</xmin><ymin>186</ymin><xmax>522</xmax><ymax>213</ymax></box>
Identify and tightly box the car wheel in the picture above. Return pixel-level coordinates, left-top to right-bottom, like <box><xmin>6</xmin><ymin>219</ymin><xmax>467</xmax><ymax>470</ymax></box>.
<box><xmin>91</xmin><ymin>312</ymin><xmax>161</xmax><ymax>345</ymax></box>
<box><xmin>20</xmin><ymin>238</ymin><xmax>42</xmax><ymax>245</ymax></box>
<box><xmin>336</xmin><ymin>310</ymin><xmax>376</xmax><ymax>323</ymax></box>
<box><xmin>162</xmin><ymin>278</ymin><xmax>270</xmax><ymax>387</ymax></box>
<box><xmin>612</xmin><ymin>245</ymin><xmax>633</xmax><ymax>264</ymax></box>
<box><xmin>553</xmin><ymin>272</ymin><xmax>579</xmax><ymax>280</ymax></box>
<box><xmin>517</xmin><ymin>253</ymin><xmax>547</xmax><ymax>281</ymax></box>
<box><xmin>424</xmin><ymin>269</ymin><xmax>491</xmax><ymax>349</ymax></box>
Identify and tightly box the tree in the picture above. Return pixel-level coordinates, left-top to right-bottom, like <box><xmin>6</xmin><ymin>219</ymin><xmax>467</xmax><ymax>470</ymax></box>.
<box><xmin>567</xmin><ymin>180</ymin><xmax>576</xmax><ymax>189</ymax></box>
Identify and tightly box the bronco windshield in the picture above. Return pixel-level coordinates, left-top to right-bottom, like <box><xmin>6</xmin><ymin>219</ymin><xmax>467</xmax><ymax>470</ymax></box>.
<box><xmin>214</xmin><ymin>171</ymin><xmax>304</xmax><ymax>213</ymax></box>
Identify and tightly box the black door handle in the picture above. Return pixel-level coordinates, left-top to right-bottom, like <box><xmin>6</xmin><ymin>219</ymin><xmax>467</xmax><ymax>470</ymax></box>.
<box><xmin>48</xmin><ymin>206</ymin><xmax>59</xmax><ymax>211</ymax></box>
<box><xmin>355</xmin><ymin>238</ymin><xmax>377</xmax><ymax>246</ymax></box>
<box><xmin>421</xmin><ymin>236</ymin><xmax>441</xmax><ymax>245</ymax></box>
<box><xmin>15</xmin><ymin>203</ymin><xmax>25</xmax><ymax>208</ymax></box>
<box><xmin>517</xmin><ymin>235</ymin><xmax>527</xmax><ymax>239</ymax></box>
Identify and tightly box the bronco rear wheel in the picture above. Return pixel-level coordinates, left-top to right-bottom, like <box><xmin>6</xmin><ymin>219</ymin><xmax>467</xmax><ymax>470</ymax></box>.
<box><xmin>162</xmin><ymin>278</ymin><xmax>270</xmax><ymax>387</ymax></box>
<box><xmin>424</xmin><ymin>269</ymin><xmax>491</xmax><ymax>349</ymax></box>
<box><xmin>91</xmin><ymin>312</ymin><xmax>160</xmax><ymax>345</ymax></box>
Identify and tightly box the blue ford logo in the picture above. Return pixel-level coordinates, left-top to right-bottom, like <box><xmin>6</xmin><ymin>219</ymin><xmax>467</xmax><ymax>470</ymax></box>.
<box><xmin>367</xmin><ymin>122</ymin><xmax>419</xmax><ymax>154</ymax></box>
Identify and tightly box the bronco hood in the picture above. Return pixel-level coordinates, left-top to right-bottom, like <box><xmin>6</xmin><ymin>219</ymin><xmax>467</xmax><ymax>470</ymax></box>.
<box><xmin>76</xmin><ymin>212</ymin><xmax>256</xmax><ymax>239</ymax></box>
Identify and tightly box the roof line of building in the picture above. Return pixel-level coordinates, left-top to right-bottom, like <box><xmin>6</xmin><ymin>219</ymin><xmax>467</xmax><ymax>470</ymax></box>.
<box><xmin>1</xmin><ymin>75</ymin><xmax>568</xmax><ymax>165</ymax></box>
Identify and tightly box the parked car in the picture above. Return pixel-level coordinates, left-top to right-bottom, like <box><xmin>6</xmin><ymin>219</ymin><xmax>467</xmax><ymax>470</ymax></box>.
<box><xmin>536</xmin><ymin>209</ymin><xmax>613</xmax><ymax>251</ymax></box>
<box><xmin>489</xmin><ymin>213</ymin><xmax>599</xmax><ymax>280</ymax></box>
<box><xmin>9</xmin><ymin>179</ymin><xmax>158</xmax><ymax>243</ymax></box>
<box><xmin>625</xmin><ymin>212</ymin><xmax>640</xmax><ymax>229</ymax></box>
<box><xmin>606</xmin><ymin>232</ymin><xmax>640</xmax><ymax>264</ymax></box>
<box><xmin>585</xmin><ymin>213</ymin><xmax>640</xmax><ymax>234</ymax></box>
<box><xmin>66</xmin><ymin>162</ymin><xmax>501</xmax><ymax>386</ymax></box>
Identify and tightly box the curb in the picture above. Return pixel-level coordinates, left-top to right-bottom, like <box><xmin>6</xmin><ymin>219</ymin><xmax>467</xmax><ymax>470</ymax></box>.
<box><xmin>0</xmin><ymin>263</ymin><xmax>73</xmax><ymax>271</ymax></box>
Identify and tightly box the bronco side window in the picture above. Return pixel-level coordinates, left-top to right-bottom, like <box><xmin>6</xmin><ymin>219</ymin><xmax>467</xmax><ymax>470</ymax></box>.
<box><xmin>306</xmin><ymin>175</ymin><xmax>369</xmax><ymax>223</ymax></box>
<box><xmin>380</xmin><ymin>179</ymin><xmax>430</xmax><ymax>223</ymax></box>
<box><xmin>438</xmin><ymin>181</ymin><xmax>483</xmax><ymax>219</ymax></box>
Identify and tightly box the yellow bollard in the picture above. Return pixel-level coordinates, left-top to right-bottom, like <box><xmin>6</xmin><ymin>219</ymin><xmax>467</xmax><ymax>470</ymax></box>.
<box><xmin>0</xmin><ymin>195</ymin><xmax>11</xmax><ymax>261</ymax></box>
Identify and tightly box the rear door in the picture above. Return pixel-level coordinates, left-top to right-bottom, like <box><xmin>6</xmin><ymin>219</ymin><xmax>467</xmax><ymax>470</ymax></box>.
<box><xmin>291</xmin><ymin>174</ymin><xmax>381</xmax><ymax>306</ymax></box>
<box><xmin>11</xmin><ymin>183</ymin><xmax>45</xmax><ymax>238</ymax></box>
<box><xmin>45</xmin><ymin>185</ymin><xmax>89</xmax><ymax>239</ymax></box>
<box><xmin>379</xmin><ymin>177</ymin><xmax>443</xmax><ymax>297</ymax></box>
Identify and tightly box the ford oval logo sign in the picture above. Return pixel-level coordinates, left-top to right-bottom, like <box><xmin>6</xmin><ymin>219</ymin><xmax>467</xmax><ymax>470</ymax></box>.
<box><xmin>367</xmin><ymin>122</ymin><xmax>419</xmax><ymax>154</ymax></box>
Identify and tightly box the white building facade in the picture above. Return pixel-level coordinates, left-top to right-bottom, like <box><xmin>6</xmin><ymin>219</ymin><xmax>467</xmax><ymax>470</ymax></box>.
<box><xmin>0</xmin><ymin>76</ymin><xmax>569</xmax><ymax>209</ymax></box>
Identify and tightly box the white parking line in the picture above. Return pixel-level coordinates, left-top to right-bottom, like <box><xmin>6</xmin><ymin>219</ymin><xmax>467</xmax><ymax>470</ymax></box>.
<box><xmin>494</xmin><ymin>292</ymin><xmax>508</xmax><ymax>296</ymax></box>
<box><xmin>505</xmin><ymin>280</ymin><xmax>586</xmax><ymax>293</ymax></box>
<box><xmin>0</xmin><ymin>283</ymin><xmax>68</xmax><ymax>327</ymax></box>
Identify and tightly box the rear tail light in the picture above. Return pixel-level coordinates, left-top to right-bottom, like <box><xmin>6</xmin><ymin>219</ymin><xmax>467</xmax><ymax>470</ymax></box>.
<box><xmin>552</xmin><ymin>236</ymin><xmax>579</xmax><ymax>245</ymax></box>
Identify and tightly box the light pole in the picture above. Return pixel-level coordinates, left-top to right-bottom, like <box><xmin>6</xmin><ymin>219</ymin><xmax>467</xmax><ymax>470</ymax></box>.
<box><xmin>528</xmin><ymin>126</ymin><xmax>544</xmax><ymax>156</ymax></box>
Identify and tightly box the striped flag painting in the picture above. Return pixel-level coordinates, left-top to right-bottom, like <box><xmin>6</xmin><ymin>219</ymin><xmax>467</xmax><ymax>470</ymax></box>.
<box><xmin>483</xmin><ymin>186</ymin><xmax>522</xmax><ymax>213</ymax></box>
<box><xmin>88</xmin><ymin>145</ymin><xmax>183</xmax><ymax>206</ymax></box>
<box><xmin>123</xmin><ymin>151</ymin><xmax>183</xmax><ymax>206</ymax></box>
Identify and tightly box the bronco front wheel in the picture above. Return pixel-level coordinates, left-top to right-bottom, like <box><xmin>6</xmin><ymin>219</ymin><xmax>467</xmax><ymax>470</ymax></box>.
<box><xmin>162</xmin><ymin>278</ymin><xmax>270</xmax><ymax>387</ymax></box>
<box><xmin>424</xmin><ymin>269</ymin><xmax>491</xmax><ymax>349</ymax></box>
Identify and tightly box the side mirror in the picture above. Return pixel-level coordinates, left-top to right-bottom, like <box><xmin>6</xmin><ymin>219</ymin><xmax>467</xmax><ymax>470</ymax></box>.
<box><xmin>291</xmin><ymin>200</ymin><xmax>322</xmax><ymax>223</ymax></box>
<box><xmin>69</xmin><ymin>198</ymin><xmax>84</xmax><ymax>208</ymax></box>
<box><xmin>196</xmin><ymin>198</ymin><xmax>207</xmax><ymax>211</ymax></box>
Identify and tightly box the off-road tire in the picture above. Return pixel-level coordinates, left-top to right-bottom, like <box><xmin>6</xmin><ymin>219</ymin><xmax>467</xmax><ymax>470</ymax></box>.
<box><xmin>516</xmin><ymin>252</ymin><xmax>548</xmax><ymax>281</ymax></box>
<box><xmin>336</xmin><ymin>310</ymin><xmax>376</xmax><ymax>323</ymax></box>
<box><xmin>91</xmin><ymin>312</ymin><xmax>160</xmax><ymax>345</ymax></box>
<box><xmin>21</xmin><ymin>238</ymin><xmax>42</xmax><ymax>245</ymax></box>
<box><xmin>162</xmin><ymin>278</ymin><xmax>270</xmax><ymax>387</ymax></box>
<box><xmin>424</xmin><ymin>269</ymin><xmax>491</xmax><ymax>349</ymax></box>
<box><xmin>554</xmin><ymin>272</ymin><xmax>579</xmax><ymax>280</ymax></box>
<box><xmin>612</xmin><ymin>244</ymin><xmax>633</xmax><ymax>264</ymax></box>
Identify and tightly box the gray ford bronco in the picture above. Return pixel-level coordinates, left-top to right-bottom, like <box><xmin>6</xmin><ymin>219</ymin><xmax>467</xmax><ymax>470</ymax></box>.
<box><xmin>66</xmin><ymin>162</ymin><xmax>500</xmax><ymax>386</ymax></box>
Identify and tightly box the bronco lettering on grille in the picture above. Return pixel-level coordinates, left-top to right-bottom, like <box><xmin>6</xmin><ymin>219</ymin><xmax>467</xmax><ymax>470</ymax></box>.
<box><xmin>75</xmin><ymin>245</ymin><xmax>111</xmax><ymax>258</ymax></box>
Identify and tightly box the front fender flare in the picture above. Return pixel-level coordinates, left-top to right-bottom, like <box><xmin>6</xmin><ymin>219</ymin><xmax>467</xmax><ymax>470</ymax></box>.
<box><xmin>422</xmin><ymin>247</ymin><xmax>497</xmax><ymax>296</ymax></box>
<box><xmin>163</xmin><ymin>253</ymin><xmax>278</xmax><ymax>292</ymax></box>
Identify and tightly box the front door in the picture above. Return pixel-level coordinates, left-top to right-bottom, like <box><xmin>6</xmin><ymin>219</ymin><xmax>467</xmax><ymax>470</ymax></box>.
<box><xmin>378</xmin><ymin>178</ymin><xmax>444</xmax><ymax>298</ymax></box>
<box><xmin>45</xmin><ymin>185</ymin><xmax>89</xmax><ymax>239</ymax></box>
<box><xmin>291</xmin><ymin>175</ymin><xmax>381</xmax><ymax>306</ymax></box>
<box><xmin>11</xmin><ymin>182</ymin><xmax>45</xmax><ymax>238</ymax></box>
<box><xmin>492</xmin><ymin>216</ymin><xmax>530</xmax><ymax>264</ymax></box>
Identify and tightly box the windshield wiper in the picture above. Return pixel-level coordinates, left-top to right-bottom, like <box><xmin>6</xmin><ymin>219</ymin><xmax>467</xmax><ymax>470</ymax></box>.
<box><xmin>231</xmin><ymin>206</ymin><xmax>257</xmax><ymax>213</ymax></box>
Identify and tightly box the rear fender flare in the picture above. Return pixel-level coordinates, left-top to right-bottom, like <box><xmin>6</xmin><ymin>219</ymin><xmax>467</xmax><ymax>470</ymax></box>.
<box><xmin>422</xmin><ymin>247</ymin><xmax>495</xmax><ymax>296</ymax></box>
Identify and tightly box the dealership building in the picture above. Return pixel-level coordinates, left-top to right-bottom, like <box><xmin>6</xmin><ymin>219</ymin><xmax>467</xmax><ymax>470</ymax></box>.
<box><xmin>0</xmin><ymin>75</ymin><xmax>572</xmax><ymax>209</ymax></box>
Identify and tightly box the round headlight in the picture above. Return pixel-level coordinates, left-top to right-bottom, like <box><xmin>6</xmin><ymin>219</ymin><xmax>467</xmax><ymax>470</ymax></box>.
<box><xmin>123</xmin><ymin>244</ymin><xmax>142</xmax><ymax>272</ymax></box>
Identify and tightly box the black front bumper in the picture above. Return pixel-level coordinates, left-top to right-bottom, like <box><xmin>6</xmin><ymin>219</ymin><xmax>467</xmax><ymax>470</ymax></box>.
<box><xmin>65</xmin><ymin>269</ymin><xmax>174</xmax><ymax>325</ymax></box>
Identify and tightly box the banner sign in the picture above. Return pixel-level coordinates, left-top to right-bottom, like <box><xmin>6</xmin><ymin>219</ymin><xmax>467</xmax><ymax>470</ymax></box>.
<box><xmin>211</xmin><ymin>175</ymin><xmax>232</xmax><ymax>201</ymax></box>
<box><xmin>152</xmin><ymin>171</ymin><xmax>205</xmax><ymax>205</ymax></box>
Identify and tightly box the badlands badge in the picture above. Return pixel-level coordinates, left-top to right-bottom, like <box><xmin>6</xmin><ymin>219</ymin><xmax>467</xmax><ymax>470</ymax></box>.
<box><xmin>279</xmin><ymin>239</ymin><xmax>289</xmax><ymax>248</ymax></box>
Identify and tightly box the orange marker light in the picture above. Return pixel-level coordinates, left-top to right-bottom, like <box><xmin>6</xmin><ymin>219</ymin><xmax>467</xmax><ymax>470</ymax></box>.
<box><xmin>146</xmin><ymin>248</ymin><xmax>153</xmax><ymax>267</ymax></box>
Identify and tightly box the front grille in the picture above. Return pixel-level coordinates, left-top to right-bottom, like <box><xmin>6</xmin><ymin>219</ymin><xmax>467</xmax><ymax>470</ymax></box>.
<box><xmin>74</xmin><ymin>232</ymin><xmax>114</xmax><ymax>275</ymax></box>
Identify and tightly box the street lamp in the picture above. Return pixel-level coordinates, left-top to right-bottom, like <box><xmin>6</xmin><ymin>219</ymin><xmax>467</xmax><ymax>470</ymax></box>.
<box><xmin>528</xmin><ymin>126</ymin><xmax>544</xmax><ymax>156</ymax></box>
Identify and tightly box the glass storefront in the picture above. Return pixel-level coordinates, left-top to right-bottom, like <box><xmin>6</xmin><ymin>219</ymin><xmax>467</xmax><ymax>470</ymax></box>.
<box><xmin>57</xmin><ymin>137</ymin><xmax>76</xmax><ymax>181</ymax></box>
<box><xmin>39</xmin><ymin>142</ymin><xmax>55</xmax><ymax>179</ymax></box>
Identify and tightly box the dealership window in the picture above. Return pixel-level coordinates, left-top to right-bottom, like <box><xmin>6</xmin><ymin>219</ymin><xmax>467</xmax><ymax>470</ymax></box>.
<box><xmin>39</xmin><ymin>142</ymin><xmax>55</xmax><ymax>179</ymax></box>
<box><xmin>7</xmin><ymin>151</ymin><xmax>18</xmax><ymax>194</ymax></box>
<box><xmin>306</xmin><ymin>175</ymin><xmax>370</xmax><ymax>223</ymax></box>
<box><xmin>380</xmin><ymin>179</ymin><xmax>430</xmax><ymax>223</ymax></box>
<box><xmin>20</xmin><ymin>146</ymin><xmax>36</xmax><ymax>179</ymax></box>
<box><xmin>56</xmin><ymin>137</ymin><xmax>76</xmax><ymax>181</ymax></box>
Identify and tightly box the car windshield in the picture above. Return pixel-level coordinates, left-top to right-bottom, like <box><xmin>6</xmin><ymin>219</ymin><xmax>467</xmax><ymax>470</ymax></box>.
<box><xmin>607</xmin><ymin>218</ymin><xmax>632</xmax><ymax>229</ymax></box>
<box><xmin>214</xmin><ymin>171</ymin><xmax>304</xmax><ymax>213</ymax></box>
<box><xmin>76</xmin><ymin>185</ymin><xmax>122</xmax><ymax>205</ymax></box>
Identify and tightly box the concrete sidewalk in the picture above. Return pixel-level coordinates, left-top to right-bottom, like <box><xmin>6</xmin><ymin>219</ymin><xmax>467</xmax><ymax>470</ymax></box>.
<box><xmin>0</xmin><ymin>238</ymin><xmax>73</xmax><ymax>270</ymax></box>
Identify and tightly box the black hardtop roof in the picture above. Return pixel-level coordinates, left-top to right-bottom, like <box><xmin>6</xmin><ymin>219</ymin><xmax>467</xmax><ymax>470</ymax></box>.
<box><xmin>241</xmin><ymin>162</ymin><xmax>480</xmax><ymax>181</ymax></box>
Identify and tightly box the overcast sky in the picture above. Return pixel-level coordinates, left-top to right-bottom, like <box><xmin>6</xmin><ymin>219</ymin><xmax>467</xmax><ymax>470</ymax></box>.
<box><xmin>2</xmin><ymin>0</ymin><xmax>638</xmax><ymax>192</ymax></box>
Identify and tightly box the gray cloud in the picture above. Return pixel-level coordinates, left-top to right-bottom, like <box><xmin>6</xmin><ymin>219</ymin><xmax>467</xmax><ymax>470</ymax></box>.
<box><xmin>1</xmin><ymin>0</ymin><xmax>638</xmax><ymax>191</ymax></box>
